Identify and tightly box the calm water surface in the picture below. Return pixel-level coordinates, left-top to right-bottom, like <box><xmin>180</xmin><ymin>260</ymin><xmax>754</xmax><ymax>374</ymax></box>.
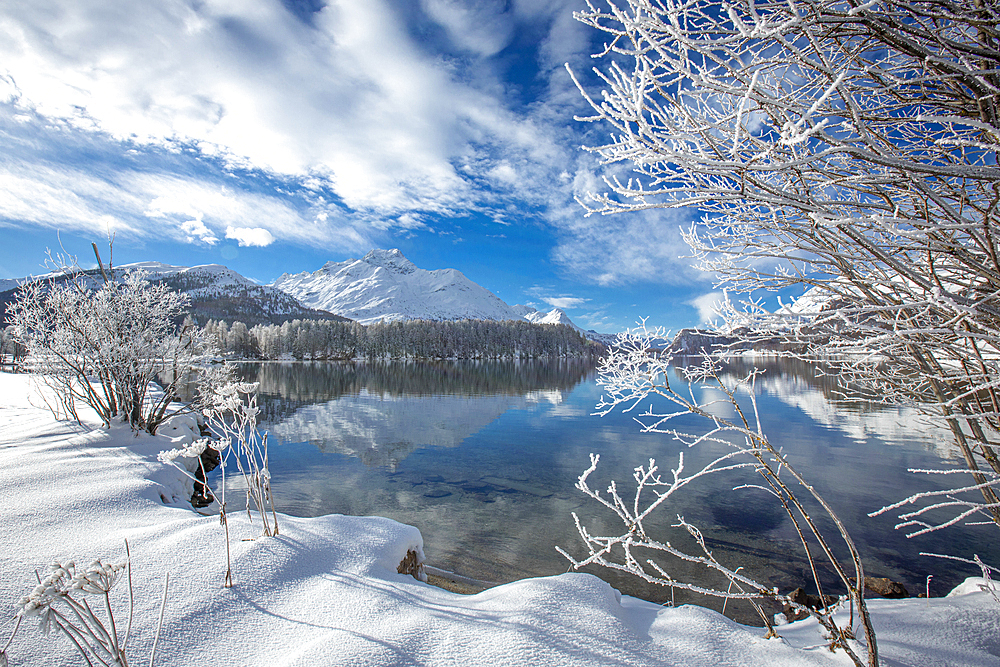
<box><xmin>232</xmin><ymin>358</ymin><xmax>997</xmax><ymax>622</ymax></box>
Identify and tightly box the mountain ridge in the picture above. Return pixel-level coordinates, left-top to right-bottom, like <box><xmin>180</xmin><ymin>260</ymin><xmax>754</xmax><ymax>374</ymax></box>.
<box><xmin>1</xmin><ymin>250</ymin><xmax>597</xmax><ymax>335</ymax></box>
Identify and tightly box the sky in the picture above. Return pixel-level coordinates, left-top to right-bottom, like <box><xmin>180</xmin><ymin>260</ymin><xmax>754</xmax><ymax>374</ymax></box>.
<box><xmin>0</xmin><ymin>0</ymin><xmax>724</xmax><ymax>333</ymax></box>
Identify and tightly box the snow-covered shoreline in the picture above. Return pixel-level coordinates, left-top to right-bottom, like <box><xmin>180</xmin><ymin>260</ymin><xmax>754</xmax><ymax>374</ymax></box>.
<box><xmin>0</xmin><ymin>371</ymin><xmax>997</xmax><ymax>666</ymax></box>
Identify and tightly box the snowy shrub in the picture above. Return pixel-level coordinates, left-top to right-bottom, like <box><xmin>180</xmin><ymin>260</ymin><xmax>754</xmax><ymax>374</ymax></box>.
<box><xmin>6</xmin><ymin>249</ymin><xmax>229</xmax><ymax>433</ymax></box>
<box><xmin>565</xmin><ymin>3</ymin><xmax>1000</xmax><ymax>662</ymax></box>
<box><xmin>568</xmin><ymin>0</ymin><xmax>1000</xmax><ymax>551</ymax></box>
<box><xmin>158</xmin><ymin>381</ymin><xmax>276</xmax><ymax>587</ymax></box>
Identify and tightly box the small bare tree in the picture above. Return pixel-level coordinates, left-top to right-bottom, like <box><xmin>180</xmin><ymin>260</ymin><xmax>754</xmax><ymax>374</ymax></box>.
<box><xmin>6</xmin><ymin>247</ymin><xmax>226</xmax><ymax>433</ymax></box>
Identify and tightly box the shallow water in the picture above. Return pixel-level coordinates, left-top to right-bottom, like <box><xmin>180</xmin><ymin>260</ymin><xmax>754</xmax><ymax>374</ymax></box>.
<box><xmin>230</xmin><ymin>357</ymin><xmax>998</xmax><ymax>623</ymax></box>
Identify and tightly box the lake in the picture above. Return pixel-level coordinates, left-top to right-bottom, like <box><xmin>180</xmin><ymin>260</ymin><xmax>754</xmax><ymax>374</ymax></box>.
<box><xmin>231</xmin><ymin>357</ymin><xmax>997</xmax><ymax>623</ymax></box>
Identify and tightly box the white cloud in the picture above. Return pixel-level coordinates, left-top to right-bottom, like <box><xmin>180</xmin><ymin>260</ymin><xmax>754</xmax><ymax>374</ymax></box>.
<box><xmin>0</xmin><ymin>145</ymin><xmax>372</xmax><ymax>253</ymax></box>
<box><xmin>421</xmin><ymin>0</ymin><xmax>515</xmax><ymax>57</ymax></box>
<box><xmin>225</xmin><ymin>225</ymin><xmax>275</xmax><ymax>247</ymax></box>
<box><xmin>542</xmin><ymin>296</ymin><xmax>586</xmax><ymax>309</ymax></box>
<box><xmin>181</xmin><ymin>217</ymin><xmax>219</xmax><ymax>245</ymax></box>
<box><xmin>550</xmin><ymin>192</ymin><xmax>702</xmax><ymax>286</ymax></box>
<box><xmin>0</xmin><ymin>0</ymin><xmax>700</xmax><ymax>288</ymax></box>
<box><xmin>0</xmin><ymin>165</ymin><xmax>143</xmax><ymax>237</ymax></box>
<box><xmin>688</xmin><ymin>291</ymin><xmax>725</xmax><ymax>324</ymax></box>
<box><xmin>0</xmin><ymin>0</ymin><xmax>563</xmax><ymax>218</ymax></box>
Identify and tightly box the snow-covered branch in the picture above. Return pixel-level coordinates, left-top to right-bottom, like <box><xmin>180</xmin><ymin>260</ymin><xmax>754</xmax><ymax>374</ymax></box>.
<box><xmin>562</xmin><ymin>324</ymin><xmax>875</xmax><ymax>665</ymax></box>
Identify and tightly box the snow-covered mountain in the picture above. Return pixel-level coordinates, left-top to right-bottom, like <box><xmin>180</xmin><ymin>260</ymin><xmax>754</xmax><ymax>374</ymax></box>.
<box><xmin>273</xmin><ymin>249</ymin><xmax>584</xmax><ymax>330</ymax></box>
<box><xmin>2</xmin><ymin>250</ymin><xmax>602</xmax><ymax>335</ymax></box>
<box><xmin>0</xmin><ymin>261</ymin><xmax>347</xmax><ymax>327</ymax></box>
<box><xmin>133</xmin><ymin>262</ymin><xmax>351</xmax><ymax>326</ymax></box>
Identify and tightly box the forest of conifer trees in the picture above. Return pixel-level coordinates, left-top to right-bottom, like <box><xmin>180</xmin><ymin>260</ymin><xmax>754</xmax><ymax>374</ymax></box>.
<box><xmin>202</xmin><ymin>317</ymin><xmax>602</xmax><ymax>360</ymax></box>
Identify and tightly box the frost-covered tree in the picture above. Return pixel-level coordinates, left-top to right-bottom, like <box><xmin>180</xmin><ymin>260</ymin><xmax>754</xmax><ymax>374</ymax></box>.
<box><xmin>7</xmin><ymin>254</ymin><xmax>225</xmax><ymax>433</ymax></box>
<box><xmin>569</xmin><ymin>0</ymin><xmax>1000</xmax><ymax>534</ymax></box>
<box><xmin>565</xmin><ymin>2</ymin><xmax>1000</xmax><ymax>662</ymax></box>
<box><xmin>0</xmin><ymin>325</ymin><xmax>26</xmax><ymax>371</ymax></box>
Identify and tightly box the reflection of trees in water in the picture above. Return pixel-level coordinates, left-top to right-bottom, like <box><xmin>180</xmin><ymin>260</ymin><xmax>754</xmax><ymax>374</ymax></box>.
<box><xmin>240</xmin><ymin>358</ymin><xmax>596</xmax><ymax>400</ymax></box>
<box><xmin>237</xmin><ymin>358</ymin><xmax>597</xmax><ymax>423</ymax></box>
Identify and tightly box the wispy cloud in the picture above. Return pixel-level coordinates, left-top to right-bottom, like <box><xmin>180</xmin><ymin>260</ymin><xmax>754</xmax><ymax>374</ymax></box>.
<box><xmin>688</xmin><ymin>291</ymin><xmax>726</xmax><ymax>325</ymax></box>
<box><xmin>526</xmin><ymin>285</ymin><xmax>589</xmax><ymax>311</ymax></box>
<box><xmin>542</xmin><ymin>296</ymin><xmax>587</xmax><ymax>310</ymax></box>
<box><xmin>421</xmin><ymin>0</ymin><xmax>515</xmax><ymax>57</ymax></box>
<box><xmin>550</xmin><ymin>187</ymin><xmax>702</xmax><ymax>286</ymax></box>
<box><xmin>0</xmin><ymin>0</ymin><xmax>698</xmax><ymax>288</ymax></box>
<box><xmin>0</xmin><ymin>0</ymin><xmax>567</xmax><ymax>219</ymax></box>
<box><xmin>0</xmin><ymin>102</ymin><xmax>380</xmax><ymax>252</ymax></box>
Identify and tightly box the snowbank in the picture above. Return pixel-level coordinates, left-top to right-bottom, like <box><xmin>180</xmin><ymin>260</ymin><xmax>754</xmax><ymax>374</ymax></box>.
<box><xmin>0</xmin><ymin>371</ymin><xmax>997</xmax><ymax>666</ymax></box>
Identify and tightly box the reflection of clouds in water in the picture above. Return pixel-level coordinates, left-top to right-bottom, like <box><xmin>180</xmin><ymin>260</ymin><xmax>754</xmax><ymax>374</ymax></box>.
<box><xmin>274</xmin><ymin>469</ymin><xmax>589</xmax><ymax>583</ymax></box>
<box><xmin>695</xmin><ymin>387</ymin><xmax>737</xmax><ymax>419</ymax></box>
<box><xmin>545</xmin><ymin>403</ymin><xmax>587</xmax><ymax>418</ymax></box>
<box><xmin>257</xmin><ymin>359</ymin><xmax>996</xmax><ymax>609</ymax></box>
<box><xmin>754</xmin><ymin>375</ymin><xmax>955</xmax><ymax>458</ymax></box>
<box><xmin>523</xmin><ymin>389</ymin><xmax>564</xmax><ymax>405</ymax></box>
<box><xmin>268</xmin><ymin>390</ymin><xmax>567</xmax><ymax>468</ymax></box>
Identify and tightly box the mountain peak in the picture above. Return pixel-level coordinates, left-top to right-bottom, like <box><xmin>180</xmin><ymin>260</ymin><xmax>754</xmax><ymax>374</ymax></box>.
<box><xmin>362</xmin><ymin>249</ymin><xmax>416</xmax><ymax>275</ymax></box>
<box><xmin>274</xmin><ymin>252</ymin><xmax>520</xmax><ymax>324</ymax></box>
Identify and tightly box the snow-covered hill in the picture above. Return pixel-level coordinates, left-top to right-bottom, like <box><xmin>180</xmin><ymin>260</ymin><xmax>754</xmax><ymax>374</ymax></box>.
<box><xmin>273</xmin><ymin>249</ymin><xmax>584</xmax><ymax>331</ymax></box>
<box><xmin>0</xmin><ymin>261</ymin><xmax>347</xmax><ymax>327</ymax></box>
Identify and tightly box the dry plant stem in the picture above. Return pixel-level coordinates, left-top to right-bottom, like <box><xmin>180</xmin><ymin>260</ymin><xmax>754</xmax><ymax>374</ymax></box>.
<box><xmin>911</xmin><ymin>346</ymin><xmax>1000</xmax><ymax>523</ymax></box>
<box><xmin>0</xmin><ymin>617</ymin><xmax>22</xmax><ymax>666</ymax></box>
<box><xmin>160</xmin><ymin>382</ymin><xmax>273</xmax><ymax>586</ymax></box>
<box><xmin>662</xmin><ymin>374</ymin><xmax>874</xmax><ymax>664</ymax></box>
<box><xmin>214</xmin><ymin>434</ymin><xmax>234</xmax><ymax>587</ymax></box>
<box><xmin>206</xmin><ymin>385</ymin><xmax>278</xmax><ymax>538</ymax></box>
<box><xmin>221</xmin><ymin>505</ymin><xmax>233</xmax><ymax>588</ymax></box>
<box><xmin>122</xmin><ymin>542</ymin><xmax>133</xmax><ymax>651</ymax></box>
<box><xmin>149</xmin><ymin>573</ymin><xmax>168</xmax><ymax>667</ymax></box>
<box><xmin>920</xmin><ymin>553</ymin><xmax>1000</xmax><ymax>604</ymax></box>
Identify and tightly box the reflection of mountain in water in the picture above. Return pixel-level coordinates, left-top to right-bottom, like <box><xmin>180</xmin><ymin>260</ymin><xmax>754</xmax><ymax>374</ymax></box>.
<box><xmin>269</xmin><ymin>391</ymin><xmax>563</xmax><ymax>469</ymax></box>
<box><xmin>240</xmin><ymin>359</ymin><xmax>595</xmax><ymax>468</ymax></box>
<box><xmin>689</xmin><ymin>358</ymin><xmax>955</xmax><ymax>457</ymax></box>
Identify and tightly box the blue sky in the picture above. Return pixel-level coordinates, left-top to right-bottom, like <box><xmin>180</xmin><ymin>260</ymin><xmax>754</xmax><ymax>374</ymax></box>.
<box><xmin>0</xmin><ymin>0</ymin><xmax>724</xmax><ymax>333</ymax></box>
